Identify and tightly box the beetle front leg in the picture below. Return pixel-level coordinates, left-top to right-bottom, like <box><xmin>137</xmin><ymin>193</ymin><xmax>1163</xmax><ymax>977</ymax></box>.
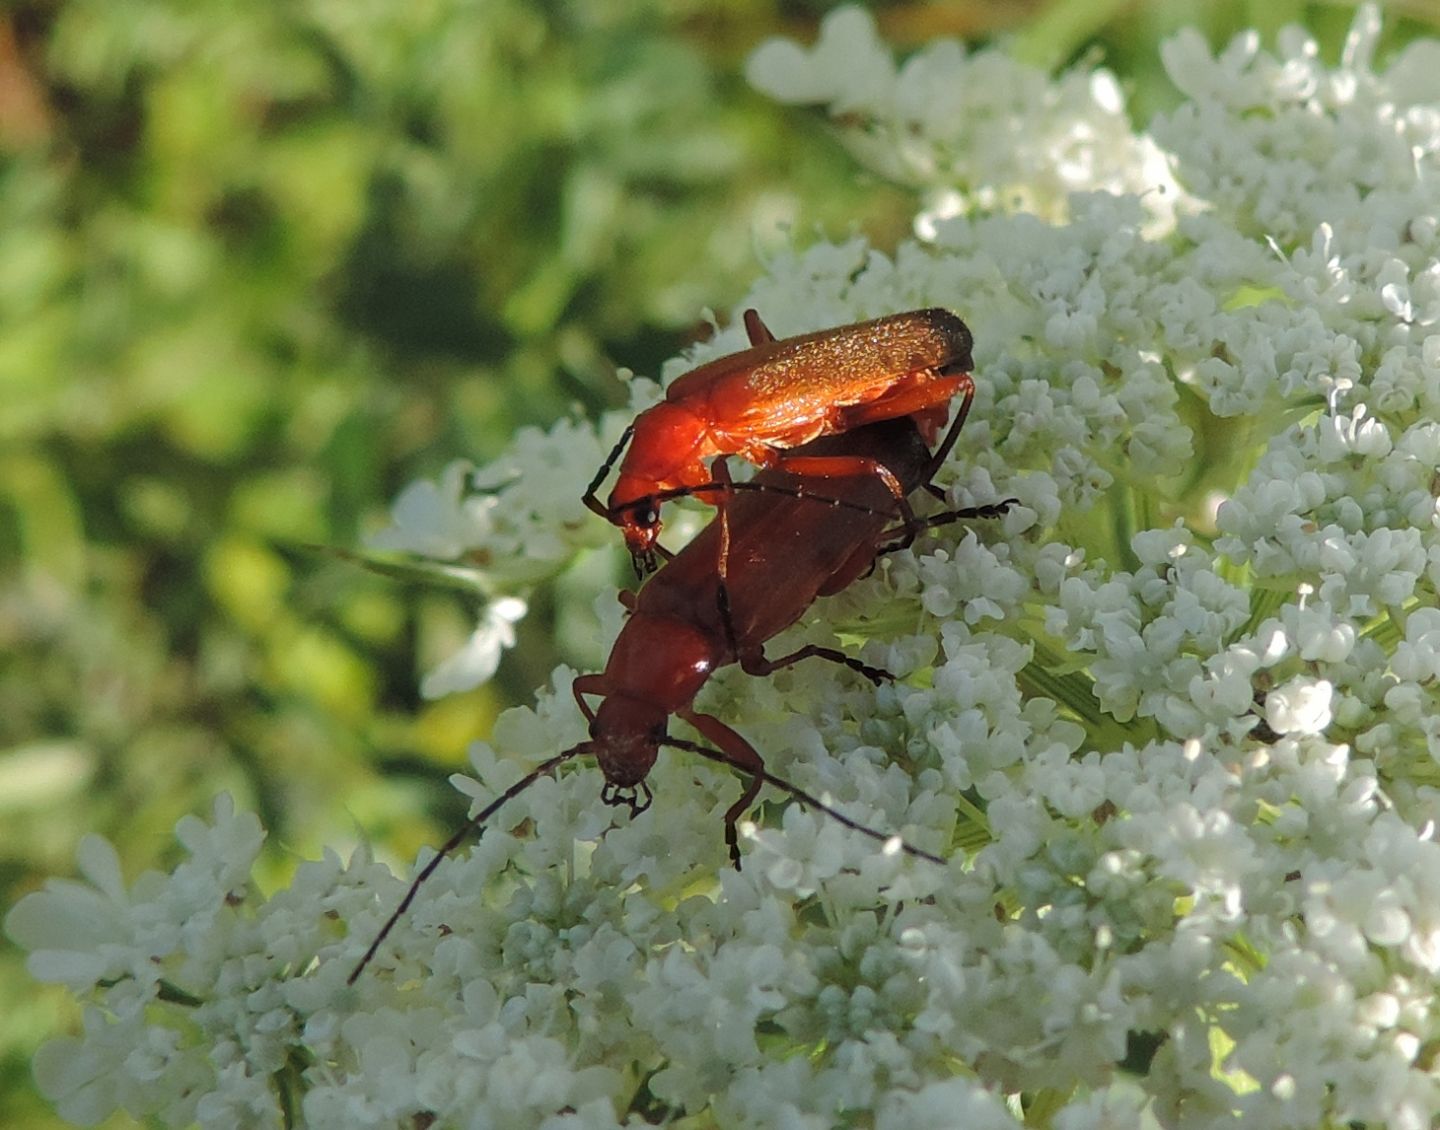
<box><xmin>678</xmin><ymin>708</ymin><xmax>764</xmax><ymax>869</ymax></box>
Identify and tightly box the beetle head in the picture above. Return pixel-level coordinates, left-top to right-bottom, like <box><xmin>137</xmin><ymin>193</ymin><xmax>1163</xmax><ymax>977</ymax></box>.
<box><xmin>616</xmin><ymin>501</ymin><xmax>662</xmax><ymax>576</ymax></box>
<box><xmin>590</xmin><ymin>694</ymin><xmax>665</xmax><ymax>789</ymax></box>
<box><xmin>606</xmin><ymin>403</ymin><xmax>712</xmax><ymax>574</ymax></box>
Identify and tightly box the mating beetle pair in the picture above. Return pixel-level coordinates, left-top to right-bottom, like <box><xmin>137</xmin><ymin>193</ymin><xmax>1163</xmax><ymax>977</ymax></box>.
<box><xmin>352</xmin><ymin>307</ymin><xmax>1008</xmax><ymax>981</ymax></box>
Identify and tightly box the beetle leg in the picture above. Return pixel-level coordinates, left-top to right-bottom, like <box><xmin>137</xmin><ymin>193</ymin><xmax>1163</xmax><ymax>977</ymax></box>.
<box><xmin>572</xmin><ymin>674</ymin><xmax>606</xmax><ymax>724</ymax></box>
<box><xmin>771</xmin><ymin>452</ymin><xmax>919</xmax><ymax>548</ymax></box>
<box><xmin>742</xmin><ymin>308</ymin><xmax>776</xmax><ymax>345</ymax></box>
<box><xmin>738</xmin><ymin>642</ymin><xmax>893</xmax><ymax>688</ymax></box>
<box><xmin>837</xmin><ymin>369</ymin><xmax>974</xmax><ymax>444</ymax></box>
<box><xmin>678</xmin><ymin>709</ymin><xmax>765</xmax><ymax>870</ymax></box>
<box><xmin>916</xmin><ymin>375</ymin><xmax>976</xmax><ymax>500</ymax></box>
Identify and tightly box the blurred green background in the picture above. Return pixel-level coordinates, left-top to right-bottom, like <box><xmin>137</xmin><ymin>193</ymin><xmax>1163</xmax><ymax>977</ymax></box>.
<box><xmin>1</xmin><ymin>2</ymin><xmax>1432</xmax><ymax>1126</ymax></box>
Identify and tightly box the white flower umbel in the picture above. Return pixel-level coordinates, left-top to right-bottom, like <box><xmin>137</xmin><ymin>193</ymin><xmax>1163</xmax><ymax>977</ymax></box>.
<box><xmin>746</xmin><ymin>6</ymin><xmax>1180</xmax><ymax>233</ymax></box>
<box><xmin>13</xmin><ymin>6</ymin><xmax>1440</xmax><ymax>1127</ymax></box>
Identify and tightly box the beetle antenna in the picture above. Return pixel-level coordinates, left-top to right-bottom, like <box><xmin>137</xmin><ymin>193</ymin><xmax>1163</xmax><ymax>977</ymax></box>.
<box><xmin>582</xmin><ymin>424</ymin><xmax>636</xmax><ymax>519</ymax></box>
<box><xmin>665</xmin><ymin>736</ymin><xmax>947</xmax><ymax>866</ymax></box>
<box><xmin>348</xmin><ymin>745</ymin><xmax>587</xmax><ymax>983</ymax></box>
<box><xmin>889</xmin><ymin>496</ymin><xmax>1019</xmax><ymax>543</ymax></box>
<box><xmin>642</xmin><ymin>479</ymin><xmax>892</xmax><ymax>518</ymax></box>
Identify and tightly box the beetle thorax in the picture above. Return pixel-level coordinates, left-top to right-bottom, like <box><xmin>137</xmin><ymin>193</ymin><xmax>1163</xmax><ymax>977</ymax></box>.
<box><xmin>608</xmin><ymin>402</ymin><xmax>714</xmax><ymax>571</ymax></box>
<box><xmin>609</xmin><ymin>402</ymin><xmax>711</xmax><ymax>510</ymax></box>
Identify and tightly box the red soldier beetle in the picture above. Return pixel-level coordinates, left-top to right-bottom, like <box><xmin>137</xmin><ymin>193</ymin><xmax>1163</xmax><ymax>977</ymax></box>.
<box><xmin>350</xmin><ymin>416</ymin><xmax>1012</xmax><ymax>983</ymax></box>
<box><xmin>583</xmin><ymin>307</ymin><xmax>976</xmax><ymax>577</ymax></box>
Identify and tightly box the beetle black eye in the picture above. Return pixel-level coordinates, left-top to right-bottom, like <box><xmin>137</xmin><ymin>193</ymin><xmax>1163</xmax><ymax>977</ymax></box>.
<box><xmin>633</xmin><ymin>503</ymin><xmax>659</xmax><ymax>529</ymax></box>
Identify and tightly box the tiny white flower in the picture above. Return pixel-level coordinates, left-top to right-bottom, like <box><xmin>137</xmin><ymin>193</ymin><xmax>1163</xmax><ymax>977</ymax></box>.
<box><xmin>1266</xmin><ymin>676</ymin><xmax>1335</xmax><ymax>735</ymax></box>
<box><xmin>367</xmin><ymin>460</ymin><xmax>491</xmax><ymax>559</ymax></box>
<box><xmin>1391</xmin><ymin>607</ymin><xmax>1440</xmax><ymax>683</ymax></box>
<box><xmin>419</xmin><ymin>595</ymin><xmax>528</xmax><ymax>698</ymax></box>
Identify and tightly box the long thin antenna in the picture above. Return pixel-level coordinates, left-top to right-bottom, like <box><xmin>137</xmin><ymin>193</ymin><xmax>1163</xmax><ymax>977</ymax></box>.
<box><xmin>347</xmin><ymin>747</ymin><xmax>586</xmax><ymax>984</ymax></box>
<box><xmin>349</xmin><ymin>734</ymin><xmax>951</xmax><ymax>983</ymax></box>
<box><xmin>581</xmin><ymin>424</ymin><xmax>636</xmax><ymax>519</ymax></box>
<box><xmin>640</xmin><ymin>479</ymin><xmax>890</xmax><ymax>517</ymax></box>
<box><xmin>898</xmin><ymin>496</ymin><xmax>1018</xmax><ymax>541</ymax></box>
<box><xmin>666</xmin><ymin>737</ymin><xmax>947</xmax><ymax>866</ymax></box>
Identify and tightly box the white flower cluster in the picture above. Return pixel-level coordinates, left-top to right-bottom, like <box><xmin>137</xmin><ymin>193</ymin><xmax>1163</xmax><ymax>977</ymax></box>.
<box><xmin>745</xmin><ymin>6</ymin><xmax>1179</xmax><ymax>232</ymax></box>
<box><xmin>12</xmin><ymin>5</ymin><xmax>1440</xmax><ymax>1127</ymax></box>
<box><xmin>363</xmin><ymin>413</ymin><xmax>643</xmax><ymax>696</ymax></box>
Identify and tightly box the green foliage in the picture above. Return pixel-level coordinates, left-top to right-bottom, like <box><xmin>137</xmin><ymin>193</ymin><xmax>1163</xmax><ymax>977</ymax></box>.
<box><xmin>0</xmin><ymin>4</ymin><xmax>892</xmax><ymax>1123</ymax></box>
